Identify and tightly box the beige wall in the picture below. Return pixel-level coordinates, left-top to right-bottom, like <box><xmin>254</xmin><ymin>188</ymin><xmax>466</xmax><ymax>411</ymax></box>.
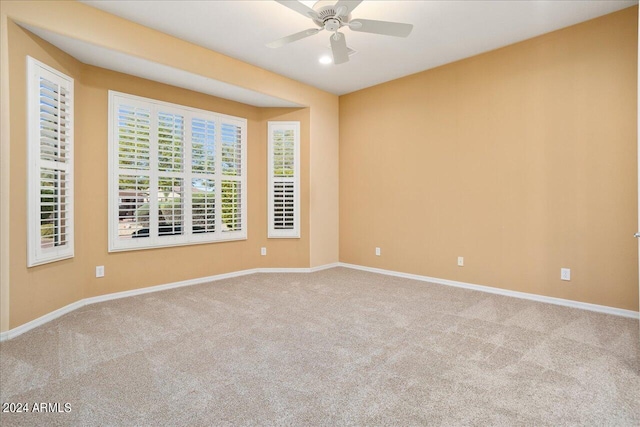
<box><xmin>1</xmin><ymin>1</ymin><xmax>637</xmax><ymax>331</ymax></box>
<box><xmin>78</xmin><ymin>66</ymin><xmax>311</xmax><ymax>300</ymax></box>
<box><xmin>0</xmin><ymin>2</ymin><xmax>338</xmax><ymax>331</ymax></box>
<box><xmin>6</xmin><ymin>20</ymin><xmax>87</xmax><ymax>328</ymax></box>
<box><xmin>1</xmin><ymin>14</ymin><xmax>321</xmax><ymax>329</ymax></box>
<box><xmin>1</xmin><ymin>0</ymin><xmax>339</xmax><ymax>274</ymax></box>
<box><xmin>0</xmin><ymin>9</ymin><xmax>10</xmax><ymax>333</ymax></box>
<box><xmin>309</xmin><ymin>103</ymin><xmax>340</xmax><ymax>267</ymax></box>
<box><xmin>340</xmin><ymin>7</ymin><xmax>639</xmax><ymax>311</ymax></box>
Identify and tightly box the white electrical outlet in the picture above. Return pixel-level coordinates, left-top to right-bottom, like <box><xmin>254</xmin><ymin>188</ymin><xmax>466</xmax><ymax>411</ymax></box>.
<box><xmin>261</xmin><ymin>247</ymin><xmax>267</xmax><ymax>256</ymax></box>
<box><xmin>457</xmin><ymin>256</ymin><xmax>464</xmax><ymax>267</ymax></box>
<box><xmin>561</xmin><ymin>268</ymin><xmax>571</xmax><ymax>281</ymax></box>
<box><xmin>96</xmin><ymin>266</ymin><xmax>105</xmax><ymax>278</ymax></box>
<box><xmin>375</xmin><ymin>247</ymin><xmax>381</xmax><ymax>256</ymax></box>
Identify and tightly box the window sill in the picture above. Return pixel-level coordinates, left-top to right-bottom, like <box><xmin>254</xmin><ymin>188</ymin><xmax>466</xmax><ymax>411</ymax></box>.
<box><xmin>108</xmin><ymin>233</ymin><xmax>247</xmax><ymax>253</ymax></box>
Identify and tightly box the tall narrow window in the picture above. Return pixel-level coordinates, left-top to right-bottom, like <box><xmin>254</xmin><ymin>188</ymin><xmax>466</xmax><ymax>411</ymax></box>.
<box><xmin>109</xmin><ymin>91</ymin><xmax>247</xmax><ymax>251</ymax></box>
<box><xmin>27</xmin><ymin>57</ymin><xmax>74</xmax><ymax>267</ymax></box>
<box><xmin>268</xmin><ymin>121</ymin><xmax>300</xmax><ymax>238</ymax></box>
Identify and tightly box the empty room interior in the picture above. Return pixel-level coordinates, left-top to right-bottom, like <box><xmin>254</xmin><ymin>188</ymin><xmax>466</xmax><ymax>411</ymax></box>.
<box><xmin>1</xmin><ymin>0</ymin><xmax>639</xmax><ymax>425</ymax></box>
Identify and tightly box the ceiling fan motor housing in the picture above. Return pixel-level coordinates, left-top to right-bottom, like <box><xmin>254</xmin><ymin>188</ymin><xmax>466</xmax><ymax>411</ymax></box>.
<box><xmin>311</xmin><ymin>0</ymin><xmax>351</xmax><ymax>28</ymax></box>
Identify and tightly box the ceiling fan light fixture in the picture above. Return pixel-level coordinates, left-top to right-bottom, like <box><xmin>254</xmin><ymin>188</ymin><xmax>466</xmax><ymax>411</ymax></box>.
<box><xmin>319</xmin><ymin>55</ymin><xmax>333</xmax><ymax>64</ymax></box>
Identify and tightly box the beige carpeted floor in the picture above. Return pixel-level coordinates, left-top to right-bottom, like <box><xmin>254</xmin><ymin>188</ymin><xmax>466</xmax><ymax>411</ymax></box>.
<box><xmin>1</xmin><ymin>267</ymin><xmax>639</xmax><ymax>426</ymax></box>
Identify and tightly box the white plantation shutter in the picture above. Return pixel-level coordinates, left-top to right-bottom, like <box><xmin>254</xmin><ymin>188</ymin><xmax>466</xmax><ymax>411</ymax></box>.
<box><xmin>268</xmin><ymin>122</ymin><xmax>300</xmax><ymax>238</ymax></box>
<box><xmin>109</xmin><ymin>92</ymin><xmax>247</xmax><ymax>251</ymax></box>
<box><xmin>157</xmin><ymin>112</ymin><xmax>184</xmax><ymax>172</ymax></box>
<box><xmin>27</xmin><ymin>57</ymin><xmax>74</xmax><ymax>267</ymax></box>
<box><xmin>221</xmin><ymin>122</ymin><xmax>244</xmax><ymax>232</ymax></box>
<box><xmin>116</xmin><ymin>102</ymin><xmax>152</xmax><ymax>242</ymax></box>
<box><xmin>117</xmin><ymin>104</ymin><xmax>151</xmax><ymax>170</ymax></box>
<box><xmin>116</xmin><ymin>102</ymin><xmax>152</xmax><ymax>244</ymax></box>
<box><xmin>157</xmin><ymin>110</ymin><xmax>185</xmax><ymax>241</ymax></box>
<box><xmin>191</xmin><ymin>118</ymin><xmax>215</xmax><ymax>174</ymax></box>
<box><xmin>191</xmin><ymin>118</ymin><xmax>216</xmax><ymax>234</ymax></box>
<box><xmin>192</xmin><ymin>178</ymin><xmax>215</xmax><ymax>233</ymax></box>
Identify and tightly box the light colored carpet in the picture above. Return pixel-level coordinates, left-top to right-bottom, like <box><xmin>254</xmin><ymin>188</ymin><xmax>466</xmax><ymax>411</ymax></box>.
<box><xmin>1</xmin><ymin>267</ymin><xmax>638</xmax><ymax>426</ymax></box>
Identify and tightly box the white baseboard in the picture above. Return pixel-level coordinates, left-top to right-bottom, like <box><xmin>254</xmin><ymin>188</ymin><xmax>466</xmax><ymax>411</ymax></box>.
<box><xmin>2</xmin><ymin>261</ymin><xmax>636</xmax><ymax>342</ymax></box>
<box><xmin>0</xmin><ymin>264</ymin><xmax>338</xmax><ymax>342</ymax></box>
<box><xmin>257</xmin><ymin>263</ymin><xmax>341</xmax><ymax>274</ymax></box>
<box><xmin>82</xmin><ymin>268</ymin><xmax>259</xmax><ymax>307</ymax></box>
<box><xmin>338</xmin><ymin>263</ymin><xmax>640</xmax><ymax>320</ymax></box>
<box><xmin>0</xmin><ymin>299</ymin><xmax>85</xmax><ymax>342</ymax></box>
<box><xmin>311</xmin><ymin>262</ymin><xmax>341</xmax><ymax>272</ymax></box>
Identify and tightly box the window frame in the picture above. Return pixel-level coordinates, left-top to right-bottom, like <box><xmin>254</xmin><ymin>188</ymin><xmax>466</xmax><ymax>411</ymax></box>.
<box><xmin>108</xmin><ymin>91</ymin><xmax>247</xmax><ymax>252</ymax></box>
<box><xmin>267</xmin><ymin>121</ymin><xmax>300</xmax><ymax>239</ymax></box>
<box><xmin>27</xmin><ymin>56</ymin><xmax>75</xmax><ymax>267</ymax></box>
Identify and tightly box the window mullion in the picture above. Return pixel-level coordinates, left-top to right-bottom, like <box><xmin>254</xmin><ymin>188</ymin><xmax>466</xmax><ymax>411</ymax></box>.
<box><xmin>184</xmin><ymin>114</ymin><xmax>193</xmax><ymax>239</ymax></box>
<box><xmin>55</xmin><ymin>85</ymin><xmax>62</xmax><ymax>249</ymax></box>
<box><xmin>149</xmin><ymin>105</ymin><xmax>159</xmax><ymax>245</ymax></box>
<box><xmin>215</xmin><ymin>116</ymin><xmax>223</xmax><ymax>236</ymax></box>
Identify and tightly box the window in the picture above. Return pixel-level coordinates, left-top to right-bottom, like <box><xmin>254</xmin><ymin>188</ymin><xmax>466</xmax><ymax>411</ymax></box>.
<box><xmin>27</xmin><ymin>57</ymin><xmax>74</xmax><ymax>267</ymax></box>
<box><xmin>268</xmin><ymin>121</ymin><xmax>300</xmax><ymax>238</ymax></box>
<box><xmin>109</xmin><ymin>92</ymin><xmax>247</xmax><ymax>252</ymax></box>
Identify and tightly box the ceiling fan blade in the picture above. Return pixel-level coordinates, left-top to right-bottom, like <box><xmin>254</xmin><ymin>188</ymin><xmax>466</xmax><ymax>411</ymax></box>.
<box><xmin>334</xmin><ymin>0</ymin><xmax>363</xmax><ymax>16</ymax></box>
<box><xmin>349</xmin><ymin>19</ymin><xmax>413</xmax><ymax>37</ymax></box>
<box><xmin>274</xmin><ymin>0</ymin><xmax>319</xmax><ymax>20</ymax></box>
<box><xmin>266</xmin><ymin>28</ymin><xmax>321</xmax><ymax>48</ymax></box>
<box><xmin>330</xmin><ymin>32</ymin><xmax>349</xmax><ymax>65</ymax></box>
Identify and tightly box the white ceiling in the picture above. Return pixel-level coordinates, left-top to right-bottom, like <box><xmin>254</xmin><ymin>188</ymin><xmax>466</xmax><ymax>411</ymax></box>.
<box><xmin>80</xmin><ymin>0</ymin><xmax>638</xmax><ymax>96</ymax></box>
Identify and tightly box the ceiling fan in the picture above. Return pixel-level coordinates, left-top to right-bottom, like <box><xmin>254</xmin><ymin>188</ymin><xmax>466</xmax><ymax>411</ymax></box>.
<box><xmin>267</xmin><ymin>0</ymin><xmax>413</xmax><ymax>65</ymax></box>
